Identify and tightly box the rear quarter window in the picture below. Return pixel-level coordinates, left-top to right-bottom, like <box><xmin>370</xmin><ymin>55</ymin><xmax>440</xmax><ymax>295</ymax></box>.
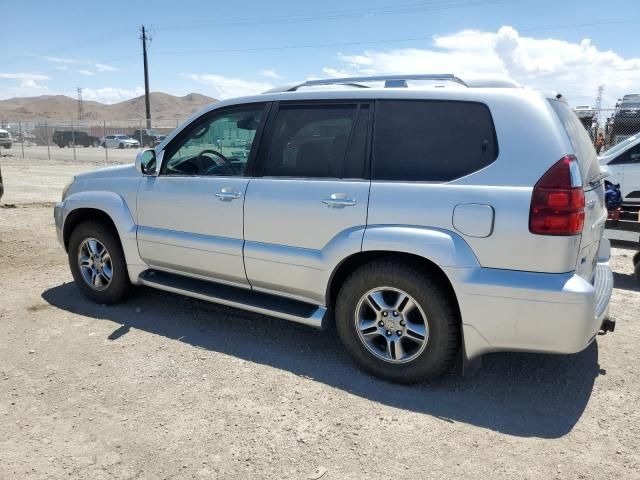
<box><xmin>372</xmin><ymin>100</ymin><xmax>498</xmax><ymax>182</ymax></box>
<box><xmin>548</xmin><ymin>99</ymin><xmax>600</xmax><ymax>182</ymax></box>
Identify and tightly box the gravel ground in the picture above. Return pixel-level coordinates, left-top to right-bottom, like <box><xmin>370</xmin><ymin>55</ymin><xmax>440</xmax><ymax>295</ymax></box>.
<box><xmin>1</xmin><ymin>157</ymin><xmax>639</xmax><ymax>479</ymax></box>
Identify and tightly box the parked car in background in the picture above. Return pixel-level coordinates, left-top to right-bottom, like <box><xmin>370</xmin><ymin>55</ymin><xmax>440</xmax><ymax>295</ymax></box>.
<box><xmin>52</xmin><ymin>130</ymin><xmax>100</xmax><ymax>148</ymax></box>
<box><xmin>599</xmin><ymin>133</ymin><xmax>640</xmax><ymax>205</ymax></box>
<box><xmin>54</xmin><ymin>73</ymin><xmax>614</xmax><ymax>384</ymax></box>
<box><xmin>101</xmin><ymin>135</ymin><xmax>140</xmax><ymax>149</ymax></box>
<box><xmin>610</xmin><ymin>94</ymin><xmax>640</xmax><ymax>144</ymax></box>
<box><xmin>0</xmin><ymin>129</ymin><xmax>12</xmax><ymax>149</ymax></box>
<box><xmin>573</xmin><ymin>105</ymin><xmax>596</xmax><ymax>132</ymax></box>
<box><xmin>129</xmin><ymin>129</ymin><xmax>167</xmax><ymax>148</ymax></box>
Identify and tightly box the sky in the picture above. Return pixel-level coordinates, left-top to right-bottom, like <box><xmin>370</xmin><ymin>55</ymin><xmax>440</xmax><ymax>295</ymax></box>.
<box><xmin>1</xmin><ymin>0</ymin><xmax>639</xmax><ymax>110</ymax></box>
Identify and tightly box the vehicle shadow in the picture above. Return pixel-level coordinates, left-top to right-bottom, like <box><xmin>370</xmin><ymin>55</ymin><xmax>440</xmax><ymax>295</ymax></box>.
<box><xmin>42</xmin><ymin>283</ymin><xmax>603</xmax><ymax>439</ymax></box>
<box><xmin>613</xmin><ymin>272</ymin><xmax>640</xmax><ymax>292</ymax></box>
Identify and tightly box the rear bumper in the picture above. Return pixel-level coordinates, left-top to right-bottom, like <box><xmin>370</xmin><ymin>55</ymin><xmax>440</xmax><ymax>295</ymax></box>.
<box><xmin>450</xmin><ymin>247</ymin><xmax>614</xmax><ymax>360</ymax></box>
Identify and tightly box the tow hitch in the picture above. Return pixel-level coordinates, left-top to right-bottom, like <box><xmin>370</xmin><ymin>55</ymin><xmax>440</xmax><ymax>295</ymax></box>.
<box><xmin>600</xmin><ymin>318</ymin><xmax>616</xmax><ymax>334</ymax></box>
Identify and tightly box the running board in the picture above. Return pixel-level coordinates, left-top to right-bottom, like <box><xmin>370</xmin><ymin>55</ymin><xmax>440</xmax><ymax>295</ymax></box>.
<box><xmin>138</xmin><ymin>270</ymin><xmax>326</xmax><ymax>329</ymax></box>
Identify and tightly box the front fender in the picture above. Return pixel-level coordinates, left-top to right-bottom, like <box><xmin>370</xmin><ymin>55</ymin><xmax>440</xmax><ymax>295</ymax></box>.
<box><xmin>57</xmin><ymin>191</ymin><xmax>146</xmax><ymax>284</ymax></box>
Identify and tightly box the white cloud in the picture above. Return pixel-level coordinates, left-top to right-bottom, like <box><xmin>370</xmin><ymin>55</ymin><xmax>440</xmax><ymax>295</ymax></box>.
<box><xmin>77</xmin><ymin>70</ymin><xmax>95</xmax><ymax>76</ymax></box>
<box><xmin>80</xmin><ymin>86</ymin><xmax>145</xmax><ymax>104</ymax></box>
<box><xmin>41</xmin><ymin>56</ymin><xmax>117</xmax><ymax>74</ymax></box>
<box><xmin>0</xmin><ymin>72</ymin><xmax>50</xmax><ymax>88</ymax></box>
<box><xmin>182</xmin><ymin>74</ymin><xmax>273</xmax><ymax>99</ymax></box>
<box><xmin>94</xmin><ymin>63</ymin><xmax>117</xmax><ymax>72</ymax></box>
<box><xmin>327</xmin><ymin>26</ymin><xmax>640</xmax><ymax>108</ymax></box>
<box><xmin>260</xmin><ymin>69</ymin><xmax>281</xmax><ymax>79</ymax></box>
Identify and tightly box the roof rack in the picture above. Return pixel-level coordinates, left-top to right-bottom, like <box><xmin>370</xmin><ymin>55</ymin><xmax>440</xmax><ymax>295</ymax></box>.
<box><xmin>263</xmin><ymin>74</ymin><xmax>520</xmax><ymax>94</ymax></box>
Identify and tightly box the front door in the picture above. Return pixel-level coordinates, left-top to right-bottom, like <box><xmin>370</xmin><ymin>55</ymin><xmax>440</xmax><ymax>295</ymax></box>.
<box><xmin>136</xmin><ymin>104</ymin><xmax>267</xmax><ymax>287</ymax></box>
<box><xmin>243</xmin><ymin>102</ymin><xmax>372</xmax><ymax>304</ymax></box>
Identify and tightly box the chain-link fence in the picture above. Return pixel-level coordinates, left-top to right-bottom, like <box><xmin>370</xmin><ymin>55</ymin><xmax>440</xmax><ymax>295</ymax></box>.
<box><xmin>1</xmin><ymin>107</ymin><xmax>639</xmax><ymax>163</ymax></box>
<box><xmin>573</xmin><ymin>107</ymin><xmax>640</xmax><ymax>155</ymax></box>
<box><xmin>0</xmin><ymin>119</ymin><xmax>185</xmax><ymax>164</ymax></box>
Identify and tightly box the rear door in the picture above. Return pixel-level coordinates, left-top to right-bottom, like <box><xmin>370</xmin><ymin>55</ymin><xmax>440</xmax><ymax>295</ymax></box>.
<box><xmin>549</xmin><ymin>100</ymin><xmax>607</xmax><ymax>279</ymax></box>
<box><xmin>243</xmin><ymin>101</ymin><xmax>372</xmax><ymax>304</ymax></box>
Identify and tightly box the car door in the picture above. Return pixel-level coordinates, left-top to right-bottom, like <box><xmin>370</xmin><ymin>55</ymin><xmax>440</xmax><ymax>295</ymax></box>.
<box><xmin>105</xmin><ymin>135</ymin><xmax>115</xmax><ymax>148</ymax></box>
<box><xmin>136</xmin><ymin>103</ymin><xmax>268</xmax><ymax>287</ymax></box>
<box><xmin>607</xmin><ymin>143</ymin><xmax>640</xmax><ymax>201</ymax></box>
<box><xmin>622</xmin><ymin>144</ymin><xmax>640</xmax><ymax>201</ymax></box>
<box><xmin>243</xmin><ymin>102</ymin><xmax>371</xmax><ymax>304</ymax></box>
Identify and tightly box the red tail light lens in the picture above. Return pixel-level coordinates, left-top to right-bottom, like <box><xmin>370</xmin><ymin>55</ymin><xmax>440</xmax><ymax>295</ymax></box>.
<box><xmin>529</xmin><ymin>155</ymin><xmax>585</xmax><ymax>235</ymax></box>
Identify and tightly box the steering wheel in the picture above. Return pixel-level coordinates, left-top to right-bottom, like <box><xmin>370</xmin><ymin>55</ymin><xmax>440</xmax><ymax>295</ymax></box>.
<box><xmin>199</xmin><ymin>149</ymin><xmax>236</xmax><ymax>176</ymax></box>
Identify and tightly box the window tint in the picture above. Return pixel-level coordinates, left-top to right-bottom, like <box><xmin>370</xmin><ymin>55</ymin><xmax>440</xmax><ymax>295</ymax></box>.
<box><xmin>549</xmin><ymin>99</ymin><xmax>600</xmax><ymax>182</ymax></box>
<box><xmin>372</xmin><ymin>100</ymin><xmax>497</xmax><ymax>182</ymax></box>
<box><xmin>610</xmin><ymin>144</ymin><xmax>640</xmax><ymax>165</ymax></box>
<box><xmin>162</xmin><ymin>106</ymin><xmax>264</xmax><ymax>176</ymax></box>
<box><xmin>262</xmin><ymin>104</ymin><xmax>367</xmax><ymax>178</ymax></box>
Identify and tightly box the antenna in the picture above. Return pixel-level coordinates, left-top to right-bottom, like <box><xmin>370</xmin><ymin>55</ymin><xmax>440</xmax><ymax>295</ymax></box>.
<box><xmin>76</xmin><ymin>87</ymin><xmax>84</xmax><ymax>121</ymax></box>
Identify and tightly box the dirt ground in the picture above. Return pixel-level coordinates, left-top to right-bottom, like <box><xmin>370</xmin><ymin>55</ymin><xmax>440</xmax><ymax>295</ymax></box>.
<box><xmin>1</xmin><ymin>155</ymin><xmax>639</xmax><ymax>479</ymax></box>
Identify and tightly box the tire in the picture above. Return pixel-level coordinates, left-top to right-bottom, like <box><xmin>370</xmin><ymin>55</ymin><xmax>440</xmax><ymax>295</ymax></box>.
<box><xmin>68</xmin><ymin>220</ymin><xmax>132</xmax><ymax>305</ymax></box>
<box><xmin>4</xmin><ymin>143</ymin><xmax>10</xmax><ymax>149</ymax></box>
<box><xmin>335</xmin><ymin>259</ymin><xmax>460</xmax><ymax>384</ymax></box>
<box><xmin>118</xmin><ymin>143</ymin><xmax>124</xmax><ymax>149</ymax></box>
<box><xmin>634</xmin><ymin>252</ymin><xmax>640</xmax><ymax>282</ymax></box>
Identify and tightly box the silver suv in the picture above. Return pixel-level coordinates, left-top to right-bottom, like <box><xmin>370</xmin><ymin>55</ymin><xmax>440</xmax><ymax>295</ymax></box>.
<box><xmin>54</xmin><ymin>74</ymin><xmax>614</xmax><ymax>383</ymax></box>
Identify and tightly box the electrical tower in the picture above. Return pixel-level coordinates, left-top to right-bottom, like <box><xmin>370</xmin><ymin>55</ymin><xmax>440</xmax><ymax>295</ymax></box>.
<box><xmin>76</xmin><ymin>87</ymin><xmax>84</xmax><ymax>122</ymax></box>
<box><xmin>594</xmin><ymin>85</ymin><xmax>604</xmax><ymax>127</ymax></box>
<box><xmin>140</xmin><ymin>25</ymin><xmax>152</xmax><ymax>129</ymax></box>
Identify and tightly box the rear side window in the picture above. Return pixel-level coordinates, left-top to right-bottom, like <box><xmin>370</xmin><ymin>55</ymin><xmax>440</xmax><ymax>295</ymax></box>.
<box><xmin>548</xmin><ymin>99</ymin><xmax>600</xmax><ymax>182</ymax></box>
<box><xmin>262</xmin><ymin>104</ymin><xmax>368</xmax><ymax>179</ymax></box>
<box><xmin>372</xmin><ymin>100</ymin><xmax>497</xmax><ymax>182</ymax></box>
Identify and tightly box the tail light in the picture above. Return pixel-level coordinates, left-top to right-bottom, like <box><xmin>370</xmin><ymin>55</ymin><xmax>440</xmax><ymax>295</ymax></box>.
<box><xmin>529</xmin><ymin>155</ymin><xmax>585</xmax><ymax>235</ymax></box>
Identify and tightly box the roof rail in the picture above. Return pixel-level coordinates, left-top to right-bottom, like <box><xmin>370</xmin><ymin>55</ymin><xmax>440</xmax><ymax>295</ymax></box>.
<box><xmin>263</xmin><ymin>74</ymin><xmax>468</xmax><ymax>93</ymax></box>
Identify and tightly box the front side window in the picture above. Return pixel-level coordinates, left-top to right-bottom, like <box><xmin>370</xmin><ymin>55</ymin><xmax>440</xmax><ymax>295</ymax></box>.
<box><xmin>610</xmin><ymin>144</ymin><xmax>640</xmax><ymax>165</ymax></box>
<box><xmin>372</xmin><ymin>100</ymin><xmax>498</xmax><ymax>182</ymax></box>
<box><xmin>162</xmin><ymin>106</ymin><xmax>265</xmax><ymax>176</ymax></box>
<box><xmin>261</xmin><ymin>104</ymin><xmax>368</xmax><ymax>179</ymax></box>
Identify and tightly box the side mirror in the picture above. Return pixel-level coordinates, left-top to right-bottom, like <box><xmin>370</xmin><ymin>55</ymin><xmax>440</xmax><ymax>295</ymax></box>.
<box><xmin>135</xmin><ymin>149</ymin><xmax>158</xmax><ymax>176</ymax></box>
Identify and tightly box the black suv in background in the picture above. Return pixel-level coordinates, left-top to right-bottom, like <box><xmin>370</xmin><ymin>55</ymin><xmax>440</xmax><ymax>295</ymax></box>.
<box><xmin>129</xmin><ymin>129</ymin><xmax>167</xmax><ymax>147</ymax></box>
<box><xmin>610</xmin><ymin>94</ymin><xmax>640</xmax><ymax>143</ymax></box>
<box><xmin>52</xmin><ymin>130</ymin><xmax>100</xmax><ymax>148</ymax></box>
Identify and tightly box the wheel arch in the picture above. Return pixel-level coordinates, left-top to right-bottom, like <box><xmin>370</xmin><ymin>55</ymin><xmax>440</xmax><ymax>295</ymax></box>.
<box><xmin>326</xmin><ymin>250</ymin><xmax>462</xmax><ymax>322</ymax></box>
<box><xmin>60</xmin><ymin>191</ymin><xmax>146</xmax><ymax>284</ymax></box>
<box><xmin>63</xmin><ymin>208</ymin><xmax>118</xmax><ymax>250</ymax></box>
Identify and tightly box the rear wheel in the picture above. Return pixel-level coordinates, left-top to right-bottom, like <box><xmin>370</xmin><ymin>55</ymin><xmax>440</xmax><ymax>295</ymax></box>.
<box><xmin>118</xmin><ymin>143</ymin><xmax>124</xmax><ymax>149</ymax></box>
<box><xmin>4</xmin><ymin>143</ymin><xmax>10</xmax><ymax>149</ymax></box>
<box><xmin>335</xmin><ymin>259</ymin><xmax>459</xmax><ymax>384</ymax></box>
<box><xmin>68</xmin><ymin>221</ymin><xmax>132</xmax><ymax>304</ymax></box>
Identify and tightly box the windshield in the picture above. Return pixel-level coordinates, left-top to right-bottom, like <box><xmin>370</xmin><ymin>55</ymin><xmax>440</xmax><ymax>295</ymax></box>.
<box><xmin>601</xmin><ymin>134</ymin><xmax>638</xmax><ymax>157</ymax></box>
<box><xmin>116</xmin><ymin>135</ymin><xmax>129</xmax><ymax>139</ymax></box>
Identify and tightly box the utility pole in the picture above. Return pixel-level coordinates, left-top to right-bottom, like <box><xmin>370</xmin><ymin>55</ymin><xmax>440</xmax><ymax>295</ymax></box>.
<box><xmin>140</xmin><ymin>25</ymin><xmax>152</xmax><ymax>129</ymax></box>
<box><xmin>76</xmin><ymin>87</ymin><xmax>84</xmax><ymax>121</ymax></box>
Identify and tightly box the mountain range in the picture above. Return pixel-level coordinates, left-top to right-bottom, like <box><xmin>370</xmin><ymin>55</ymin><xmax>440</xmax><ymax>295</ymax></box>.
<box><xmin>0</xmin><ymin>92</ymin><xmax>217</xmax><ymax>122</ymax></box>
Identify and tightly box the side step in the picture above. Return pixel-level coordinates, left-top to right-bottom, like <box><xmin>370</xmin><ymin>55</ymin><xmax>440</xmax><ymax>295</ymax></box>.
<box><xmin>138</xmin><ymin>270</ymin><xmax>326</xmax><ymax>329</ymax></box>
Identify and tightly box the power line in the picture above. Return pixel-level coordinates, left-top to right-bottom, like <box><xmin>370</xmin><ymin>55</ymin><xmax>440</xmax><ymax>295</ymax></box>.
<box><xmin>156</xmin><ymin>0</ymin><xmax>518</xmax><ymax>31</ymax></box>
<box><xmin>151</xmin><ymin>18</ymin><xmax>640</xmax><ymax>57</ymax></box>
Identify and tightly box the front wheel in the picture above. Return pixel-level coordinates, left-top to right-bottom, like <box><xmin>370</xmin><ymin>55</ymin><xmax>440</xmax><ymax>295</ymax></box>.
<box><xmin>4</xmin><ymin>143</ymin><xmax>10</xmax><ymax>149</ymax></box>
<box><xmin>335</xmin><ymin>259</ymin><xmax>460</xmax><ymax>384</ymax></box>
<box><xmin>68</xmin><ymin>221</ymin><xmax>132</xmax><ymax>304</ymax></box>
<box><xmin>118</xmin><ymin>143</ymin><xmax>124</xmax><ymax>149</ymax></box>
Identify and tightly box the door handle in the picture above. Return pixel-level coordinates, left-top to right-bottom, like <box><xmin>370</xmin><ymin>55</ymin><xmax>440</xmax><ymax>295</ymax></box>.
<box><xmin>215</xmin><ymin>189</ymin><xmax>242</xmax><ymax>201</ymax></box>
<box><xmin>322</xmin><ymin>194</ymin><xmax>356</xmax><ymax>208</ymax></box>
